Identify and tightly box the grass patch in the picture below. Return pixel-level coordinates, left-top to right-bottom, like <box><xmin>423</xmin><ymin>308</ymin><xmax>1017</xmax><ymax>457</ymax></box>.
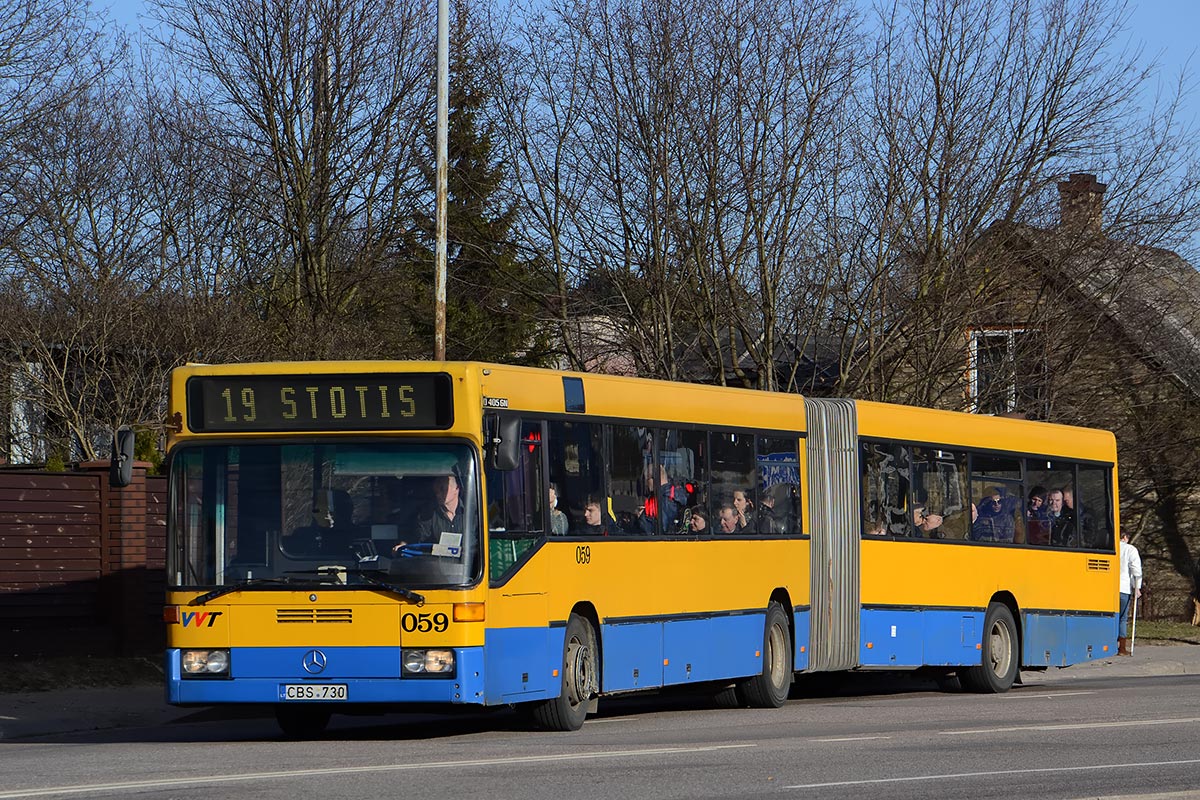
<box><xmin>1134</xmin><ymin>620</ymin><xmax>1200</xmax><ymax>645</ymax></box>
<box><xmin>0</xmin><ymin>656</ymin><xmax>164</xmax><ymax>694</ymax></box>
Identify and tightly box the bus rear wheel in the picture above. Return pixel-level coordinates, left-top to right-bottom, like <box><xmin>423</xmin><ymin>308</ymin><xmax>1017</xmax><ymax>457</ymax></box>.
<box><xmin>961</xmin><ymin>602</ymin><xmax>1018</xmax><ymax>693</ymax></box>
<box><xmin>739</xmin><ymin>601</ymin><xmax>792</xmax><ymax>708</ymax></box>
<box><xmin>529</xmin><ymin>613</ymin><xmax>597</xmax><ymax>731</ymax></box>
<box><xmin>275</xmin><ymin>705</ymin><xmax>332</xmax><ymax>739</ymax></box>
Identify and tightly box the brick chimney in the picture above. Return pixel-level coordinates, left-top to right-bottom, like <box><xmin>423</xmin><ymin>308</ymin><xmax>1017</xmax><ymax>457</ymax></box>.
<box><xmin>1057</xmin><ymin>173</ymin><xmax>1106</xmax><ymax>234</ymax></box>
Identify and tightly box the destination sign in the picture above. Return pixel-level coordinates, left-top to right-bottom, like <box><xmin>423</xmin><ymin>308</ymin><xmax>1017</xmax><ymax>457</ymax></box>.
<box><xmin>186</xmin><ymin>373</ymin><xmax>454</xmax><ymax>432</ymax></box>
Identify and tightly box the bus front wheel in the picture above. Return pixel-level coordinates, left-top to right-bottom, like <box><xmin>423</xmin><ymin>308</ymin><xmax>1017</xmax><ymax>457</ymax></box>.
<box><xmin>961</xmin><ymin>602</ymin><xmax>1018</xmax><ymax>693</ymax></box>
<box><xmin>530</xmin><ymin>613</ymin><xmax>598</xmax><ymax>731</ymax></box>
<box><xmin>739</xmin><ymin>601</ymin><xmax>792</xmax><ymax>708</ymax></box>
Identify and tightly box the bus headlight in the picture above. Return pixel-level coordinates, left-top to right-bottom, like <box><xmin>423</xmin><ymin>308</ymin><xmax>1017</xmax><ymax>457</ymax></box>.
<box><xmin>402</xmin><ymin>648</ymin><xmax>455</xmax><ymax>676</ymax></box>
<box><xmin>182</xmin><ymin>649</ymin><xmax>230</xmax><ymax>677</ymax></box>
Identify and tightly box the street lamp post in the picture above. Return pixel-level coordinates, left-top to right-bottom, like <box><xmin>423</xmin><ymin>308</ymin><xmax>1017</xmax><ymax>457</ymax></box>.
<box><xmin>434</xmin><ymin>0</ymin><xmax>449</xmax><ymax>360</ymax></box>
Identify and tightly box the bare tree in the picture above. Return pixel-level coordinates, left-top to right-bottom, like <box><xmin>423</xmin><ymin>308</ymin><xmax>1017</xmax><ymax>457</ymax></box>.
<box><xmin>837</xmin><ymin>0</ymin><xmax>1200</xmax><ymax>405</ymax></box>
<box><xmin>0</xmin><ymin>65</ymin><xmax>182</xmax><ymax>460</ymax></box>
<box><xmin>150</xmin><ymin>0</ymin><xmax>438</xmax><ymax>358</ymax></box>
<box><xmin>492</xmin><ymin>0</ymin><xmax>859</xmax><ymax>385</ymax></box>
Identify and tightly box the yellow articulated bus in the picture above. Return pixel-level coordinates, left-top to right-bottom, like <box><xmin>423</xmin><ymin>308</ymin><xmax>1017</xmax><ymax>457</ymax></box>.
<box><xmin>163</xmin><ymin>361</ymin><xmax>1118</xmax><ymax>736</ymax></box>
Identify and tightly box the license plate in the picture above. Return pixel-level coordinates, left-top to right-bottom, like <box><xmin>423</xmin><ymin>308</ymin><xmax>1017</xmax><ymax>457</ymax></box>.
<box><xmin>281</xmin><ymin>683</ymin><xmax>348</xmax><ymax>701</ymax></box>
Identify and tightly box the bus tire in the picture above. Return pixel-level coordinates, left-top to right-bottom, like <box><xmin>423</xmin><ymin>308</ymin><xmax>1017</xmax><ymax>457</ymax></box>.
<box><xmin>275</xmin><ymin>705</ymin><xmax>332</xmax><ymax>739</ymax></box>
<box><xmin>962</xmin><ymin>602</ymin><xmax>1018</xmax><ymax>693</ymax></box>
<box><xmin>739</xmin><ymin>601</ymin><xmax>792</xmax><ymax>708</ymax></box>
<box><xmin>530</xmin><ymin>613</ymin><xmax>597</xmax><ymax>731</ymax></box>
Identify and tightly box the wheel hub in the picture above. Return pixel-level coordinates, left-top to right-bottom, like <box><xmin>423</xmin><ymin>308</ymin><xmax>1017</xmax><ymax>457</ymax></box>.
<box><xmin>565</xmin><ymin>640</ymin><xmax>594</xmax><ymax>705</ymax></box>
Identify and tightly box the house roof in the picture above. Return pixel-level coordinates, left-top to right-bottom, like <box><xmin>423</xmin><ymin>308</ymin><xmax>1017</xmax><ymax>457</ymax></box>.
<box><xmin>989</xmin><ymin>218</ymin><xmax>1200</xmax><ymax>400</ymax></box>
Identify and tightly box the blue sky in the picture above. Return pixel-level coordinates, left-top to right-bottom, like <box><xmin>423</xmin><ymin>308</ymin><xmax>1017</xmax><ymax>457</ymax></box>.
<box><xmin>102</xmin><ymin>0</ymin><xmax>1200</xmax><ymax>121</ymax></box>
<box><xmin>1126</xmin><ymin>0</ymin><xmax>1200</xmax><ymax>125</ymax></box>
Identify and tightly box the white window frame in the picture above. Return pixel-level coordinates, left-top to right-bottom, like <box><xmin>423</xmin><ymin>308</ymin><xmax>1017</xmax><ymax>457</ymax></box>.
<box><xmin>968</xmin><ymin>328</ymin><xmax>1025</xmax><ymax>414</ymax></box>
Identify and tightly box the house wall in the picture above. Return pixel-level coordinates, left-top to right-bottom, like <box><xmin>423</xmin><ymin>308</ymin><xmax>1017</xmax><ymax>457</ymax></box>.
<box><xmin>0</xmin><ymin>464</ymin><xmax>166</xmax><ymax>659</ymax></box>
<box><xmin>955</xmin><ymin>227</ymin><xmax>1200</xmax><ymax>622</ymax></box>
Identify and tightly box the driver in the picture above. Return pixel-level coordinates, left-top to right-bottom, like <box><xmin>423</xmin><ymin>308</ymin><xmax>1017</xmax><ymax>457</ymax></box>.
<box><xmin>393</xmin><ymin>474</ymin><xmax>464</xmax><ymax>552</ymax></box>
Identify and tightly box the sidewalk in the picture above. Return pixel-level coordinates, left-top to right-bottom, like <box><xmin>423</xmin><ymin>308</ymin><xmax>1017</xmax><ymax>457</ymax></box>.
<box><xmin>1030</xmin><ymin>642</ymin><xmax>1200</xmax><ymax>681</ymax></box>
<box><xmin>2</xmin><ymin>643</ymin><xmax>1198</xmax><ymax>740</ymax></box>
<box><xmin>0</xmin><ymin>684</ymin><xmax>202</xmax><ymax>740</ymax></box>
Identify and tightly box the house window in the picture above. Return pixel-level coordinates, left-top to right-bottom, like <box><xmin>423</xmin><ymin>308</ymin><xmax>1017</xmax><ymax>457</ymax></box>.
<box><xmin>969</xmin><ymin>329</ymin><xmax>1046</xmax><ymax>415</ymax></box>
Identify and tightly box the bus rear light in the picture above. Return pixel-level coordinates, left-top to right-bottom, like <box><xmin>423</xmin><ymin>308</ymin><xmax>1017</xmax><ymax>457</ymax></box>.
<box><xmin>453</xmin><ymin>603</ymin><xmax>485</xmax><ymax>622</ymax></box>
<box><xmin>163</xmin><ymin>606</ymin><xmax>180</xmax><ymax>624</ymax></box>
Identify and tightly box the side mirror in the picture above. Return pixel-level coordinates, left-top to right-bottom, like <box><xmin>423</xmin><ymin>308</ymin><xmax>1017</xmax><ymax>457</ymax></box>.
<box><xmin>489</xmin><ymin>416</ymin><xmax>521</xmax><ymax>471</ymax></box>
<box><xmin>110</xmin><ymin>427</ymin><xmax>135</xmax><ymax>487</ymax></box>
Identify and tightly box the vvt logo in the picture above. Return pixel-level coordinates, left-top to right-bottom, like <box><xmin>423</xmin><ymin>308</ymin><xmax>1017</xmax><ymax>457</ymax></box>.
<box><xmin>181</xmin><ymin>611</ymin><xmax>224</xmax><ymax>628</ymax></box>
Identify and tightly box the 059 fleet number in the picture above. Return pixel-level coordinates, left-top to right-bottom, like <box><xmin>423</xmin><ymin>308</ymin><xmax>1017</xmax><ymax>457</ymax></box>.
<box><xmin>401</xmin><ymin>612</ymin><xmax>449</xmax><ymax>633</ymax></box>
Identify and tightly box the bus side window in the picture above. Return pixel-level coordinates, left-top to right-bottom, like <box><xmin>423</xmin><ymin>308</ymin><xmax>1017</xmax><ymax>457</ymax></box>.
<box><xmin>609</xmin><ymin>425</ymin><xmax>652</xmax><ymax>533</ymax></box>
<box><xmin>676</xmin><ymin>428</ymin><xmax>708</xmax><ymax>533</ymax></box>
<box><xmin>861</xmin><ymin>442</ymin><xmax>887</xmax><ymax>536</ymax></box>
<box><xmin>657</xmin><ymin>427</ymin><xmax>698</xmax><ymax>534</ymax></box>
<box><xmin>1077</xmin><ymin>466</ymin><xmax>1110</xmax><ymax>551</ymax></box>
<box><xmin>911</xmin><ymin>447</ymin><xmax>968</xmax><ymax>540</ymax></box>
<box><xmin>1024</xmin><ymin>458</ymin><xmax>1077</xmax><ymax>548</ymax></box>
<box><xmin>711</xmin><ymin>432</ymin><xmax>756</xmax><ymax>534</ymax></box>
<box><xmin>757</xmin><ymin>436</ymin><xmax>800</xmax><ymax>535</ymax></box>
<box><xmin>549</xmin><ymin>419</ymin><xmax>606</xmax><ymax>535</ymax></box>
<box><xmin>485</xmin><ymin>418</ymin><xmax>545</xmax><ymax>581</ymax></box>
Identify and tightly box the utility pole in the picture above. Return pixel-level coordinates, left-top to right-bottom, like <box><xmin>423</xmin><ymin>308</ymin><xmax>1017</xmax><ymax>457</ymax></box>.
<box><xmin>433</xmin><ymin>0</ymin><xmax>449</xmax><ymax>360</ymax></box>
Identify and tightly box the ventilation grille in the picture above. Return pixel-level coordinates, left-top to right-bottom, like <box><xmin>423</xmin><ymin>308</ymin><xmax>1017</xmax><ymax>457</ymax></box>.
<box><xmin>277</xmin><ymin>608</ymin><xmax>353</xmax><ymax>624</ymax></box>
<box><xmin>1086</xmin><ymin>558</ymin><xmax>1111</xmax><ymax>572</ymax></box>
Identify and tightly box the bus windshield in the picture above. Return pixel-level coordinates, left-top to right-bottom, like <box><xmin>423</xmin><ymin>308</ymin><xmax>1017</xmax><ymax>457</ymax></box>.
<box><xmin>169</xmin><ymin>441</ymin><xmax>481</xmax><ymax>589</ymax></box>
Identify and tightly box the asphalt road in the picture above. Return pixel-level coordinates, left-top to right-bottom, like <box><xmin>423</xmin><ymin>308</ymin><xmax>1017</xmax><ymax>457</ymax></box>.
<box><xmin>2</xmin><ymin>646</ymin><xmax>1199</xmax><ymax>800</ymax></box>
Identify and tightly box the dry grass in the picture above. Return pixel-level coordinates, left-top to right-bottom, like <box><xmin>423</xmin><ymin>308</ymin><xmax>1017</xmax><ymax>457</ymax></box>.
<box><xmin>1135</xmin><ymin>620</ymin><xmax>1200</xmax><ymax>645</ymax></box>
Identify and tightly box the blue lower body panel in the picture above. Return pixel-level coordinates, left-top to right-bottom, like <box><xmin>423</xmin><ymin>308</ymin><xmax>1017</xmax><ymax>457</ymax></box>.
<box><xmin>793</xmin><ymin>609</ymin><xmax>810</xmax><ymax>671</ymax></box>
<box><xmin>601</xmin><ymin>613</ymin><xmax>765</xmax><ymax>692</ymax></box>
<box><xmin>858</xmin><ymin>607</ymin><xmax>979</xmax><ymax>667</ymax></box>
<box><xmin>483</xmin><ymin>625</ymin><xmax>557</xmax><ymax>704</ymax></box>
<box><xmin>1023</xmin><ymin>611</ymin><xmax>1117</xmax><ymax>666</ymax></box>
<box><xmin>166</xmin><ymin>646</ymin><xmax>486</xmax><ymax>705</ymax></box>
<box><xmin>854</xmin><ymin>607</ymin><xmax>1119</xmax><ymax>669</ymax></box>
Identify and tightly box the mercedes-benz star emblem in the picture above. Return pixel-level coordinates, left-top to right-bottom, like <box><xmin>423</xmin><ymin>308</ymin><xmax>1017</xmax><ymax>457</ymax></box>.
<box><xmin>302</xmin><ymin>649</ymin><xmax>328</xmax><ymax>674</ymax></box>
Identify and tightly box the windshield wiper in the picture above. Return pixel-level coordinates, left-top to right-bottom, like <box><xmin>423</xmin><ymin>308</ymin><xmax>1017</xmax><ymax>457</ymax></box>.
<box><xmin>283</xmin><ymin>566</ymin><xmax>424</xmax><ymax>604</ymax></box>
<box><xmin>354</xmin><ymin>569</ymin><xmax>425</xmax><ymax>606</ymax></box>
<box><xmin>188</xmin><ymin>577</ymin><xmax>297</xmax><ymax>606</ymax></box>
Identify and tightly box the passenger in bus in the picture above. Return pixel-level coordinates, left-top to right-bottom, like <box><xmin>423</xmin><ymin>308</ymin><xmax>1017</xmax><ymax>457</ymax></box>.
<box><xmin>1047</xmin><ymin>488</ymin><xmax>1077</xmax><ymax>547</ymax></box>
<box><xmin>548</xmin><ymin>483</ymin><xmax>569</xmax><ymax>536</ymax></box>
<box><xmin>639</xmin><ymin>464</ymin><xmax>690</xmax><ymax>534</ymax></box>
<box><xmin>688</xmin><ymin>508</ymin><xmax>709</xmax><ymax>533</ymax></box>
<box><xmin>733</xmin><ymin>489</ymin><xmax>755</xmax><ymax>532</ymax></box>
<box><xmin>717</xmin><ymin>504</ymin><xmax>740</xmax><ymax>534</ymax></box>
<box><xmin>285</xmin><ymin>489</ymin><xmax>358</xmax><ymax>556</ymax></box>
<box><xmin>970</xmin><ymin>488</ymin><xmax>1020</xmax><ymax>542</ymax></box>
<box><xmin>1026</xmin><ymin>486</ymin><xmax>1051</xmax><ymax>545</ymax></box>
<box><xmin>757</xmin><ymin>488</ymin><xmax>785</xmax><ymax>534</ymax></box>
<box><xmin>911</xmin><ymin>505</ymin><xmax>945</xmax><ymax>537</ymax></box>
<box><xmin>580</xmin><ymin>497</ymin><xmax>610</xmax><ymax>535</ymax></box>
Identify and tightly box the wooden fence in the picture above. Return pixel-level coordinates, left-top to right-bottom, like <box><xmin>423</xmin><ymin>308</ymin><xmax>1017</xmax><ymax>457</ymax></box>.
<box><xmin>0</xmin><ymin>463</ymin><xmax>165</xmax><ymax>659</ymax></box>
